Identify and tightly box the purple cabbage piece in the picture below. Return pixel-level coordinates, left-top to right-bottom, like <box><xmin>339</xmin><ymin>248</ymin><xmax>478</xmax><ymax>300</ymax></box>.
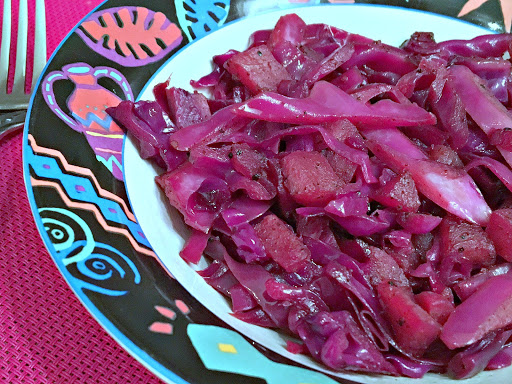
<box><xmin>305</xmin><ymin>22</ymin><xmax>374</xmax><ymax>48</ymax></box>
<box><xmin>396</xmin><ymin>213</ymin><xmax>442</xmax><ymax>234</ymax></box>
<box><xmin>453</xmin><ymin>264</ymin><xmax>512</xmax><ymax>301</ymax></box>
<box><xmin>316</xmin><ymin>311</ymin><xmax>397</xmax><ymax>374</ymax></box>
<box><xmin>191</xmin><ymin>68</ymin><xmax>222</xmax><ymax>88</ymax></box>
<box><xmin>364</xmin><ymin>127</ymin><xmax>491</xmax><ymax>225</ymax></box>
<box><xmin>460</xmin><ymin>124</ymin><xmax>502</xmax><ymax>159</ymax></box>
<box><xmin>323</xmin><ymin>260</ymin><xmax>400</xmax><ymax>355</ymax></box>
<box><xmin>248</xmin><ymin>29</ymin><xmax>271</xmax><ymax>47</ymax></box>
<box><xmin>325</xmin><ymin>194</ymin><xmax>369</xmax><ymax>217</ymax></box>
<box><xmin>265</xmin><ymin>279</ymin><xmax>329</xmax><ymax>315</ymax></box>
<box><xmin>198</xmin><ymin>260</ymin><xmax>238</xmax><ymax>296</ymax></box>
<box><xmin>219</xmin><ymin>220</ymin><xmax>267</xmax><ymax>264</ymax></box>
<box><xmin>400</xmin><ymin>125</ymin><xmax>448</xmax><ymax>147</ymax></box>
<box><xmin>156</xmin><ymin>160</ymin><xmax>231</xmax><ymax>232</ymax></box>
<box><xmin>226</xmin><ymin>172</ymin><xmax>276</xmax><ymax>200</ymax></box>
<box><xmin>386</xmin><ymin>355</ymin><xmax>440</xmax><ymax>378</ymax></box>
<box><xmin>402</xmin><ymin>32</ymin><xmax>512</xmax><ymax>58</ymax></box>
<box><xmin>487</xmin><ymin>343</ymin><xmax>512</xmax><ymax>370</ymax></box>
<box><xmin>294</xmin><ymin>310</ymin><xmax>397</xmax><ymax>374</ymax></box>
<box><xmin>333</xmin><ymin>66</ymin><xmax>367</xmax><ymax>92</ymax></box>
<box><xmin>441</xmin><ymin>272</ymin><xmax>512</xmax><ymax>349</ymax></box>
<box><xmin>325</xmin><ymin>196</ymin><xmax>395</xmax><ymax>236</ymax></box>
<box><xmin>349</xmin><ymin>83</ymin><xmax>393</xmax><ymax>104</ymax></box>
<box><xmin>191</xmin><ymin>49</ymin><xmax>239</xmax><ymax>89</ymax></box>
<box><xmin>401</xmin><ymin>31</ymin><xmax>440</xmax><ymax>56</ymax></box>
<box><xmin>233</xmin><ymin>307</ymin><xmax>276</xmax><ymax>328</ymax></box>
<box><xmin>273</xmin><ymin>40</ymin><xmax>318</xmax><ymax>81</ymax></box>
<box><xmin>221</xmin><ymin>197</ymin><xmax>271</xmax><ymax>227</ymax></box>
<box><xmin>214</xmin><ymin>49</ymin><xmax>239</xmax><ymax>67</ymax></box>
<box><xmin>284</xmin><ymin>43</ymin><xmax>355</xmax><ymax>98</ymax></box>
<box><xmin>438</xmin><ymin>34</ymin><xmax>512</xmax><ymax>58</ymax></box>
<box><xmin>360</xmin><ymin>125</ymin><xmax>428</xmax><ymax>160</ymax></box>
<box><xmin>224</xmin><ymin>253</ymin><xmax>291</xmax><ymax>328</ymax></box>
<box><xmin>296</xmin><ymin>214</ymin><xmax>339</xmax><ymax>250</ymax></box>
<box><xmin>325</xmin><ymin>261</ymin><xmax>380</xmax><ymax>311</ymax></box>
<box><xmin>179</xmin><ymin>229</ymin><xmax>209</xmax><ymax>264</ymax></box>
<box><xmin>451</xmin><ymin>56</ymin><xmax>511</xmax><ymax>103</ymax></box>
<box><xmin>303</xmin><ymin>237</ymin><xmax>370</xmax><ymax>289</ymax></box>
<box><xmin>233</xmin><ymin>81</ymin><xmax>436</xmax><ymax>127</ymax></box>
<box><xmin>268</xmin><ymin>13</ymin><xmax>306</xmax><ymax>50</ymax></box>
<box><xmin>410</xmin><ymin>236</ymin><xmax>448</xmax><ymax>294</ymax></box>
<box><xmin>447</xmin><ymin>331</ymin><xmax>512</xmax><ymax>379</ymax></box>
<box><xmin>169</xmin><ymin>107</ymin><xmax>251</xmax><ymax>151</ymax></box>
<box><xmin>107</xmin><ymin>100</ymin><xmax>187</xmax><ymax>171</ymax></box>
<box><xmin>341</xmin><ymin>42</ymin><xmax>416</xmax><ymax>77</ymax></box>
<box><xmin>230</xmin><ymin>283</ymin><xmax>258</xmax><ymax>312</ymax></box>
<box><xmin>428</xmin><ymin>69</ymin><xmax>469</xmax><ymax>150</ymax></box>
<box><xmin>466</xmin><ymin>156</ymin><xmax>512</xmax><ymax>195</ymax></box>
<box><xmin>256</xmin><ymin>124</ymin><xmax>376</xmax><ymax>183</ymax></box>
<box><xmin>448</xmin><ymin>65</ymin><xmax>512</xmax><ymax>168</ymax></box>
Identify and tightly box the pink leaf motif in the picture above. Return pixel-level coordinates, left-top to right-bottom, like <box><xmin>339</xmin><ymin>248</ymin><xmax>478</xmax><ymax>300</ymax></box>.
<box><xmin>458</xmin><ymin>0</ymin><xmax>512</xmax><ymax>33</ymax></box>
<box><xmin>77</xmin><ymin>7</ymin><xmax>183</xmax><ymax>67</ymax></box>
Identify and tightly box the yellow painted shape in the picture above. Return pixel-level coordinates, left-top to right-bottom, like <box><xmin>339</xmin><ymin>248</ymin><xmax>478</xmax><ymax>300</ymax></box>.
<box><xmin>217</xmin><ymin>343</ymin><xmax>237</xmax><ymax>354</ymax></box>
<box><xmin>85</xmin><ymin>131</ymin><xmax>124</xmax><ymax>139</ymax></box>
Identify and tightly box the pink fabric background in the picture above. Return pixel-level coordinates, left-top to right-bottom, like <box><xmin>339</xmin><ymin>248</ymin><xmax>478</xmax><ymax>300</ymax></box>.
<box><xmin>1</xmin><ymin>1</ymin><xmax>165</xmax><ymax>383</ymax></box>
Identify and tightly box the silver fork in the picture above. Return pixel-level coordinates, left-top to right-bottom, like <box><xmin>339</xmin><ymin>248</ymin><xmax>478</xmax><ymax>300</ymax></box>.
<box><xmin>0</xmin><ymin>0</ymin><xmax>47</xmax><ymax>138</ymax></box>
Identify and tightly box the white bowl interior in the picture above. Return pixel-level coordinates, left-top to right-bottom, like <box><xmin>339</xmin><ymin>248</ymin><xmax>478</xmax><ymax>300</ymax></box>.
<box><xmin>124</xmin><ymin>5</ymin><xmax>511</xmax><ymax>383</ymax></box>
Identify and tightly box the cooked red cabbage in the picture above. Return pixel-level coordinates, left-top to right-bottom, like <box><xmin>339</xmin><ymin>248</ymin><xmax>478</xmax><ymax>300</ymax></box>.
<box><xmin>108</xmin><ymin>14</ymin><xmax>512</xmax><ymax>379</ymax></box>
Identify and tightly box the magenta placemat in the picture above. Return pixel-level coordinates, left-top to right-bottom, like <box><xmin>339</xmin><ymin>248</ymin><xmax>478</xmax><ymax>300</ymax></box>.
<box><xmin>0</xmin><ymin>1</ymin><xmax>165</xmax><ymax>383</ymax></box>
<box><xmin>0</xmin><ymin>131</ymin><xmax>164</xmax><ymax>383</ymax></box>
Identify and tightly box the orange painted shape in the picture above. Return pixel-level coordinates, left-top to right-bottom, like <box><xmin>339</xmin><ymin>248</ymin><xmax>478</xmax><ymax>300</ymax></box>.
<box><xmin>81</xmin><ymin>7</ymin><xmax>183</xmax><ymax>59</ymax></box>
<box><xmin>155</xmin><ymin>305</ymin><xmax>177</xmax><ymax>320</ymax></box>
<box><xmin>149</xmin><ymin>322</ymin><xmax>173</xmax><ymax>335</ymax></box>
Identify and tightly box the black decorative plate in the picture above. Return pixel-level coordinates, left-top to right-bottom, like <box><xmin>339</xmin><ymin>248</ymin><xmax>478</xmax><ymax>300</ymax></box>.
<box><xmin>24</xmin><ymin>1</ymin><xmax>512</xmax><ymax>383</ymax></box>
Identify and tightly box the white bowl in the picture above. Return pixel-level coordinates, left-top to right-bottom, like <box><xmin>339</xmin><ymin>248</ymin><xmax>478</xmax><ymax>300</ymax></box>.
<box><xmin>124</xmin><ymin>5</ymin><xmax>511</xmax><ymax>383</ymax></box>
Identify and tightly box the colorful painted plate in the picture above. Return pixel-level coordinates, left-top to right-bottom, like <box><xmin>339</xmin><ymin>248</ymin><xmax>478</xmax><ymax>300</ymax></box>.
<box><xmin>24</xmin><ymin>1</ymin><xmax>512</xmax><ymax>384</ymax></box>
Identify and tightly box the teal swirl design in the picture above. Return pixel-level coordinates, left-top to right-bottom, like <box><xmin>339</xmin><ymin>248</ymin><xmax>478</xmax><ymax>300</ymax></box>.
<box><xmin>40</xmin><ymin>208</ymin><xmax>141</xmax><ymax>296</ymax></box>
<box><xmin>70</xmin><ymin>240</ymin><xmax>141</xmax><ymax>296</ymax></box>
<box><xmin>41</xmin><ymin>207</ymin><xmax>95</xmax><ymax>265</ymax></box>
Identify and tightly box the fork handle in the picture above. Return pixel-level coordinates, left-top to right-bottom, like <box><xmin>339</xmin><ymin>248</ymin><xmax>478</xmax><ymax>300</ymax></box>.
<box><xmin>0</xmin><ymin>110</ymin><xmax>26</xmax><ymax>141</ymax></box>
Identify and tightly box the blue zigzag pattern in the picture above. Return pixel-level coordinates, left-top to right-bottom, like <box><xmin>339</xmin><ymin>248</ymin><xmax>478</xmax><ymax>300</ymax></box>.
<box><xmin>27</xmin><ymin>145</ymin><xmax>150</xmax><ymax>248</ymax></box>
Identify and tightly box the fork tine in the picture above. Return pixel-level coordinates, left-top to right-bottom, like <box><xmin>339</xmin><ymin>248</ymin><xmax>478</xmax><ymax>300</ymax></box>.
<box><xmin>0</xmin><ymin>0</ymin><xmax>12</xmax><ymax>93</ymax></box>
<box><xmin>31</xmin><ymin>0</ymin><xmax>46</xmax><ymax>90</ymax></box>
<box><xmin>12</xmin><ymin>0</ymin><xmax>28</xmax><ymax>94</ymax></box>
